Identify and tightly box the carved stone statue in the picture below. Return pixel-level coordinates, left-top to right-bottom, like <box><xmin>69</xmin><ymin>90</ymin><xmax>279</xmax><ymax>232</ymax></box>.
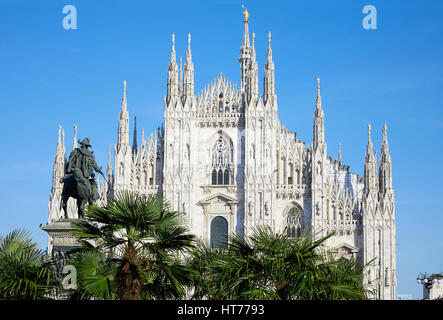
<box><xmin>248</xmin><ymin>201</ymin><xmax>253</xmax><ymax>216</ymax></box>
<box><xmin>60</xmin><ymin>138</ymin><xmax>103</xmax><ymax>218</ymax></box>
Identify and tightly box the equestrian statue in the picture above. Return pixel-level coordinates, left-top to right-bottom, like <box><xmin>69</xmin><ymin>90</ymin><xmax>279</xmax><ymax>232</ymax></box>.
<box><xmin>59</xmin><ymin>138</ymin><xmax>105</xmax><ymax>219</ymax></box>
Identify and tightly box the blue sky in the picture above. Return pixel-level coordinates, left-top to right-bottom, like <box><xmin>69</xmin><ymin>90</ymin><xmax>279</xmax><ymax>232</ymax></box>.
<box><xmin>0</xmin><ymin>0</ymin><xmax>442</xmax><ymax>299</ymax></box>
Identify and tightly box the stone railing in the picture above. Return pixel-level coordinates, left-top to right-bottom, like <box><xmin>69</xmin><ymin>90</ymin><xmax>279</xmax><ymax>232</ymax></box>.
<box><xmin>276</xmin><ymin>184</ymin><xmax>308</xmax><ymax>199</ymax></box>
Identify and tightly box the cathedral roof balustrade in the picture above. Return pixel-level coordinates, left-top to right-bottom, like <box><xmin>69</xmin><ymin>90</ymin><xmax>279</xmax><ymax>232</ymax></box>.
<box><xmin>276</xmin><ymin>184</ymin><xmax>308</xmax><ymax>199</ymax></box>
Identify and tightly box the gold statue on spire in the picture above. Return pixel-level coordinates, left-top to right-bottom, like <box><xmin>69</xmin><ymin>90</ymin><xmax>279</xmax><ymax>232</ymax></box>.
<box><xmin>243</xmin><ymin>7</ymin><xmax>249</xmax><ymax>22</ymax></box>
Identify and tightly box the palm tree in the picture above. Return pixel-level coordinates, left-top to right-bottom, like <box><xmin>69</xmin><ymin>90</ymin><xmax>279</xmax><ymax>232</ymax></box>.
<box><xmin>0</xmin><ymin>229</ymin><xmax>57</xmax><ymax>299</ymax></box>
<box><xmin>70</xmin><ymin>191</ymin><xmax>196</xmax><ymax>300</ymax></box>
<box><xmin>188</xmin><ymin>226</ymin><xmax>371</xmax><ymax>300</ymax></box>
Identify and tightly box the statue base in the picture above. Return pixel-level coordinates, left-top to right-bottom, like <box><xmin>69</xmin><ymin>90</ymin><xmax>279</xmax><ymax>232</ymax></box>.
<box><xmin>40</xmin><ymin>218</ymin><xmax>84</xmax><ymax>256</ymax></box>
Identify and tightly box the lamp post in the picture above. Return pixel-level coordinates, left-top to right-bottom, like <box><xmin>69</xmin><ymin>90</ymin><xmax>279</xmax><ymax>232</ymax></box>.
<box><xmin>416</xmin><ymin>273</ymin><xmax>443</xmax><ymax>300</ymax></box>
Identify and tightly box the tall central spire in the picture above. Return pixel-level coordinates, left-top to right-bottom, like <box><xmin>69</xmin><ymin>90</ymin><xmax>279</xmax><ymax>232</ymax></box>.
<box><xmin>239</xmin><ymin>8</ymin><xmax>251</xmax><ymax>93</ymax></box>
<box><xmin>242</xmin><ymin>8</ymin><xmax>250</xmax><ymax>48</ymax></box>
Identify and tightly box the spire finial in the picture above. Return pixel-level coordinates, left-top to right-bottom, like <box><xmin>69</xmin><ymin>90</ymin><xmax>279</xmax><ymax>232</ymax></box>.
<box><xmin>252</xmin><ymin>32</ymin><xmax>255</xmax><ymax>47</ymax></box>
<box><xmin>317</xmin><ymin>77</ymin><xmax>320</xmax><ymax>94</ymax></box>
<box><xmin>243</xmin><ymin>7</ymin><xmax>249</xmax><ymax>22</ymax></box>
<box><xmin>122</xmin><ymin>80</ymin><xmax>127</xmax><ymax>109</ymax></box>
<box><xmin>187</xmin><ymin>33</ymin><xmax>191</xmax><ymax>47</ymax></box>
<box><xmin>383</xmin><ymin>123</ymin><xmax>387</xmax><ymax>141</ymax></box>
<box><xmin>172</xmin><ymin>33</ymin><xmax>175</xmax><ymax>48</ymax></box>
<box><xmin>266</xmin><ymin>31</ymin><xmax>273</xmax><ymax>63</ymax></box>
<box><xmin>368</xmin><ymin>123</ymin><xmax>372</xmax><ymax>139</ymax></box>
<box><xmin>58</xmin><ymin>125</ymin><xmax>62</xmax><ymax>144</ymax></box>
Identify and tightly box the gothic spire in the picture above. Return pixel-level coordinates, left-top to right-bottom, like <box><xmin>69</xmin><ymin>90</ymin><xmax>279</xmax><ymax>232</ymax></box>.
<box><xmin>242</xmin><ymin>8</ymin><xmax>250</xmax><ymax>48</ymax></box>
<box><xmin>167</xmin><ymin>33</ymin><xmax>179</xmax><ymax>103</ymax></box>
<box><xmin>263</xmin><ymin>32</ymin><xmax>276</xmax><ymax>104</ymax></box>
<box><xmin>121</xmin><ymin>80</ymin><xmax>127</xmax><ymax>111</ymax></box>
<box><xmin>247</xmin><ymin>32</ymin><xmax>259</xmax><ymax>103</ymax></box>
<box><xmin>315</xmin><ymin>77</ymin><xmax>324</xmax><ymax>117</ymax></box>
<box><xmin>183</xmin><ymin>33</ymin><xmax>195</xmax><ymax>100</ymax></box>
<box><xmin>52</xmin><ymin>125</ymin><xmax>66</xmax><ymax>193</ymax></box>
<box><xmin>364</xmin><ymin>124</ymin><xmax>378</xmax><ymax>195</ymax></box>
<box><xmin>170</xmin><ymin>33</ymin><xmax>176</xmax><ymax>64</ymax></box>
<box><xmin>186</xmin><ymin>33</ymin><xmax>192</xmax><ymax>64</ymax></box>
<box><xmin>313</xmin><ymin>77</ymin><xmax>325</xmax><ymax>150</ymax></box>
<box><xmin>266</xmin><ymin>31</ymin><xmax>273</xmax><ymax>65</ymax></box>
<box><xmin>379</xmin><ymin>123</ymin><xmax>392</xmax><ymax>194</ymax></box>
<box><xmin>239</xmin><ymin>8</ymin><xmax>251</xmax><ymax>93</ymax></box>
<box><xmin>117</xmin><ymin>80</ymin><xmax>130</xmax><ymax>150</ymax></box>
<box><xmin>366</xmin><ymin>124</ymin><xmax>374</xmax><ymax>160</ymax></box>
<box><xmin>132</xmin><ymin>116</ymin><xmax>138</xmax><ymax>154</ymax></box>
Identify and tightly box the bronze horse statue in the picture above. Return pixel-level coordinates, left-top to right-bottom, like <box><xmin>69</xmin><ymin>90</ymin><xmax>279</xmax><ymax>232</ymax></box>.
<box><xmin>59</xmin><ymin>138</ymin><xmax>104</xmax><ymax>219</ymax></box>
<box><xmin>59</xmin><ymin>173</ymin><xmax>92</xmax><ymax>219</ymax></box>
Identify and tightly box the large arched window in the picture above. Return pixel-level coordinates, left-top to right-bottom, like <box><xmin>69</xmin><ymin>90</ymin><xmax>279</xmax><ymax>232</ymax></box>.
<box><xmin>286</xmin><ymin>204</ymin><xmax>303</xmax><ymax>238</ymax></box>
<box><xmin>211</xmin><ymin>135</ymin><xmax>233</xmax><ymax>185</ymax></box>
<box><xmin>210</xmin><ymin>216</ymin><xmax>228</xmax><ymax>249</ymax></box>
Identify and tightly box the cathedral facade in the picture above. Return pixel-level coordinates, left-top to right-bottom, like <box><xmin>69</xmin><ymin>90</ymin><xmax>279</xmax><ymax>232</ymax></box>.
<box><xmin>47</xmin><ymin>10</ymin><xmax>397</xmax><ymax>299</ymax></box>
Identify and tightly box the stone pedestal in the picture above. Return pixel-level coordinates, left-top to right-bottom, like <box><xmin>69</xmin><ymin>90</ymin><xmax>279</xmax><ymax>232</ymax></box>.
<box><xmin>41</xmin><ymin>219</ymin><xmax>83</xmax><ymax>256</ymax></box>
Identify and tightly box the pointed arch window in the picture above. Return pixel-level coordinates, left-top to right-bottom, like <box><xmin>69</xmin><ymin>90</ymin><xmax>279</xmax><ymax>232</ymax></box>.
<box><xmin>286</xmin><ymin>204</ymin><xmax>303</xmax><ymax>238</ymax></box>
<box><xmin>211</xmin><ymin>135</ymin><xmax>233</xmax><ymax>185</ymax></box>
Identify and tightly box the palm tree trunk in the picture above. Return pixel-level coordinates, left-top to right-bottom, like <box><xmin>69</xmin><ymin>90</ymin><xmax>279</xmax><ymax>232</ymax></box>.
<box><xmin>116</xmin><ymin>242</ymin><xmax>142</xmax><ymax>300</ymax></box>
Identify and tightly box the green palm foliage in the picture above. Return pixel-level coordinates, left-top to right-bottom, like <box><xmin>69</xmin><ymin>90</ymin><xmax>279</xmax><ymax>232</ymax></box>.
<box><xmin>0</xmin><ymin>229</ymin><xmax>57</xmax><ymax>299</ymax></box>
<box><xmin>188</xmin><ymin>226</ymin><xmax>371</xmax><ymax>300</ymax></box>
<box><xmin>70</xmin><ymin>191</ymin><xmax>196</xmax><ymax>300</ymax></box>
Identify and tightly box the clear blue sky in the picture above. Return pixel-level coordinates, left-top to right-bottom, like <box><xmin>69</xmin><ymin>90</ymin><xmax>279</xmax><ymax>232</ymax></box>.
<box><xmin>0</xmin><ymin>0</ymin><xmax>442</xmax><ymax>299</ymax></box>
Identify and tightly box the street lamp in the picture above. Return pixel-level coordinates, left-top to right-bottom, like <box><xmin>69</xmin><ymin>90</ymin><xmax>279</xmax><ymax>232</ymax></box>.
<box><xmin>417</xmin><ymin>273</ymin><xmax>442</xmax><ymax>288</ymax></box>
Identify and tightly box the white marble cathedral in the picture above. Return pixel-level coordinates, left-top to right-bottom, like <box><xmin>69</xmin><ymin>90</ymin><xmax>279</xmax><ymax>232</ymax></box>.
<box><xmin>47</xmin><ymin>9</ymin><xmax>396</xmax><ymax>299</ymax></box>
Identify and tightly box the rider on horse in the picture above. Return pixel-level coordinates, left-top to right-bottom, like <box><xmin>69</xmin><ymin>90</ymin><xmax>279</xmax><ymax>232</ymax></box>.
<box><xmin>60</xmin><ymin>138</ymin><xmax>103</xmax><ymax>217</ymax></box>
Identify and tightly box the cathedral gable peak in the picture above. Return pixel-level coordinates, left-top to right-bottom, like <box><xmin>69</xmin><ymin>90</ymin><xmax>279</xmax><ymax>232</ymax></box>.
<box><xmin>199</xmin><ymin>192</ymin><xmax>239</xmax><ymax>206</ymax></box>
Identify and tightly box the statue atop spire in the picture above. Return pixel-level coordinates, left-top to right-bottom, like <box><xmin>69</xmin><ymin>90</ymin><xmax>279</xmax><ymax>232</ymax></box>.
<box><xmin>243</xmin><ymin>7</ymin><xmax>249</xmax><ymax>23</ymax></box>
<box><xmin>183</xmin><ymin>33</ymin><xmax>195</xmax><ymax>100</ymax></box>
<box><xmin>314</xmin><ymin>77</ymin><xmax>324</xmax><ymax>117</ymax></box>
<box><xmin>239</xmin><ymin>7</ymin><xmax>251</xmax><ymax>92</ymax></box>
<box><xmin>121</xmin><ymin>80</ymin><xmax>127</xmax><ymax>110</ymax></box>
